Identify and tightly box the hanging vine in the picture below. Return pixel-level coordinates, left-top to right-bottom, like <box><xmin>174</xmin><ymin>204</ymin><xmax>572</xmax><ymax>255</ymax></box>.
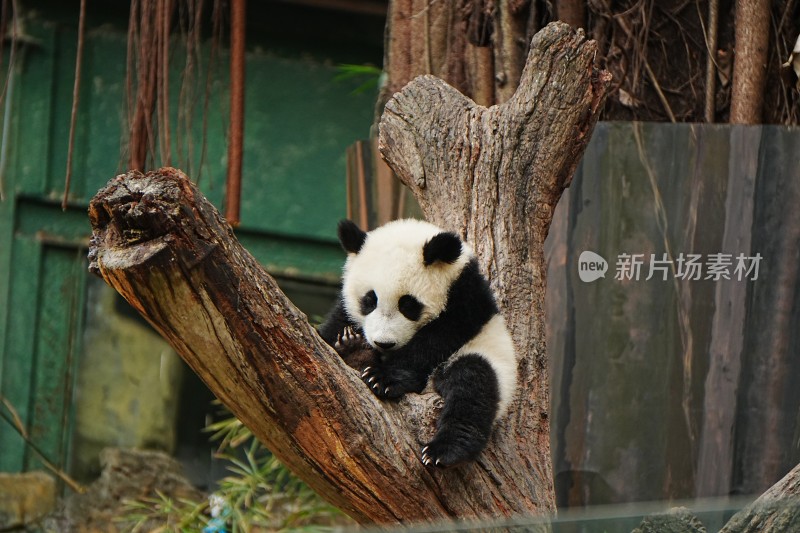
<box><xmin>124</xmin><ymin>0</ymin><xmax>226</xmax><ymax>175</ymax></box>
<box><xmin>62</xmin><ymin>0</ymin><xmax>86</xmax><ymax>209</ymax></box>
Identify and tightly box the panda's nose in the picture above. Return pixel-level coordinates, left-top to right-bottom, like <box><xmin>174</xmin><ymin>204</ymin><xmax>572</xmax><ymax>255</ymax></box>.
<box><xmin>375</xmin><ymin>341</ymin><xmax>396</xmax><ymax>350</ymax></box>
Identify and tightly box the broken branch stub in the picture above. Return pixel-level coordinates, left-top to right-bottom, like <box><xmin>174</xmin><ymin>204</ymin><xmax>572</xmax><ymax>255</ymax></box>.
<box><xmin>88</xmin><ymin>168</ymin><xmax>435</xmax><ymax>523</ymax></box>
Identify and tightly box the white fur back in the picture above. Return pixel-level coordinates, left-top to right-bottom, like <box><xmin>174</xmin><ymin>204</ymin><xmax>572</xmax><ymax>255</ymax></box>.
<box><xmin>453</xmin><ymin>315</ymin><xmax>518</xmax><ymax>418</ymax></box>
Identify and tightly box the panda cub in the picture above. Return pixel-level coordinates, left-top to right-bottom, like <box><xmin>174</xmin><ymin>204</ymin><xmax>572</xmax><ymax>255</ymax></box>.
<box><xmin>318</xmin><ymin>219</ymin><xmax>517</xmax><ymax>468</ymax></box>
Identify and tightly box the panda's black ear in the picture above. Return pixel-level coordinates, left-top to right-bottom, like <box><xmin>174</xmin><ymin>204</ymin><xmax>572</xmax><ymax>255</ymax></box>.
<box><xmin>423</xmin><ymin>232</ymin><xmax>462</xmax><ymax>266</ymax></box>
<box><xmin>338</xmin><ymin>219</ymin><xmax>367</xmax><ymax>254</ymax></box>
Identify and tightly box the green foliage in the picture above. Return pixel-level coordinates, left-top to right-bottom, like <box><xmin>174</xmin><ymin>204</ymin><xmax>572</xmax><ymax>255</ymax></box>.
<box><xmin>121</xmin><ymin>491</ymin><xmax>207</xmax><ymax>532</ymax></box>
<box><xmin>121</xmin><ymin>408</ymin><xmax>347</xmax><ymax>532</ymax></box>
<box><xmin>334</xmin><ymin>64</ymin><xmax>382</xmax><ymax>94</ymax></box>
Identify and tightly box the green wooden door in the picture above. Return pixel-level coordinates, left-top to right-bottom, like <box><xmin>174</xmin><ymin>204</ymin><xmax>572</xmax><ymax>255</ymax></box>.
<box><xmin>0</xmin><ymin>200</ymin><xmax>89</xmax><ymax>474</ymax></box>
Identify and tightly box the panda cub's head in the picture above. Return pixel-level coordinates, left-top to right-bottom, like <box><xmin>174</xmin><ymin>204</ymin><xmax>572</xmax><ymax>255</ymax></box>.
<box><xmin>338</xmin><ymin>219</ymin><xmax>471</xmax><ymax>351</ymax></box>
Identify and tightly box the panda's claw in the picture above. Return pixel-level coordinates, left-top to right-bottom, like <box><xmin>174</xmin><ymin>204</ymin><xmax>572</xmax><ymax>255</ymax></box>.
<box><xmin>360</xmin><ymin>364</ymin><xmax>417</xmax><ymax>400</ymax></box>
<box><xmin>335</xmin><ymin>327</ymin><xmax>364</xmax><ymax>350</ymax></box>
<box><xmin>420</xmin><ymin>447</ymin><xmax>432</xmax><ymax>467</ymax></box>
<box><xmin>421</xmin><ymin>429</ymin><xmax>487</xmax><ymax>469</ymax></box>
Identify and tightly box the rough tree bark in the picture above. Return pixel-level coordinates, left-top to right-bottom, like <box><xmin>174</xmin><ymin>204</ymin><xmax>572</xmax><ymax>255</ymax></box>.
<box><xmin>88</xmin><ymin>23</ymin><xmax>609</xmax><ymax>525</ymax></box>
<box><xmin>720</xmin><ymin>462</ymin><xmax>800</xmax><ymax>532</ymax></box>
<box><xmin>729</xmin><ymin>0</ymin><xmax>771</xmax><ymax>124</ymax></box>
<box><xmin>378</xmin><ymin>19</ymin><xmax>610</xmax><ymax>517</ymax></box>
<box><xmin>378</xmin><ymin>0</ymin><xmax>537</xmax><ymax>111</ymax></box>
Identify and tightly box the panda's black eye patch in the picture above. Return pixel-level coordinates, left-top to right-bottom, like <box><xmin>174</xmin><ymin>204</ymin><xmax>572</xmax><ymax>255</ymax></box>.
<box><xmin>398</xmin><ymin>294</ymin><xmax>423</xmax><ymax>321</ymax></box>
<box><xmin>360</xmin><ymin>290</ymin><xmax>377</xmax><ymax>315</ymax></box>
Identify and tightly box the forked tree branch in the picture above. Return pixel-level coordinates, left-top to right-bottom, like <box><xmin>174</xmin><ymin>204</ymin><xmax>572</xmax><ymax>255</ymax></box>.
<box><xmin>380</xmin><ymin>21</ymin><xmax>611</xmax><ymax>515</ymax></box>
<box><xmin>88</xmin><ymin>22</ymin><xmax>609</xmax><ymax>525</ymax></box>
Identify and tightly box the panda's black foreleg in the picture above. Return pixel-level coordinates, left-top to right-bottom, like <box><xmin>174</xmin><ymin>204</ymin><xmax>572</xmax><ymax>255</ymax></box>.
<box><xmin>422</xmin><ymin>354</ymin><xmax>499</xmax><ymax>468</ymax></box>
<box><xmin>317</xmin><ymin>297</ymin><xmax>351</xmax><ymax>346</ymax></box>
<box><xmin>361</xmin><ymin>360</ymin><xmax>429</xmax><ymax>400</ymax></box>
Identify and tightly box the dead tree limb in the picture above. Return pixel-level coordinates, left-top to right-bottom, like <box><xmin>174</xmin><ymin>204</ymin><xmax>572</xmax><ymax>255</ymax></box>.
<box><xmin>720</xmin><ymin>462</ymin><xmax>800</xmax><ymax>532</ymax></box>
<box><xmin>88</xmin><ymin>22</ymin><xmax>609</xmax><ymax>525</ymax></box>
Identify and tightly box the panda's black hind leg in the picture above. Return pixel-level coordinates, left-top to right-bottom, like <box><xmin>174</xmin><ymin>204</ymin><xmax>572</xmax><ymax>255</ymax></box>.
<box><xmin>421</xmin><ymin>354</ymin><xmax>499</xmax><ymax>468</ymax></box>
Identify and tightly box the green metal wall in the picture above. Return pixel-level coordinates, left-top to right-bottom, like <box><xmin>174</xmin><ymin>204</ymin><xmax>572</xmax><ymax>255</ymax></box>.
<box><xmin>0</xmin><ymin>2</ymin><xmax>382</xmax><ymax>476</ymax></box>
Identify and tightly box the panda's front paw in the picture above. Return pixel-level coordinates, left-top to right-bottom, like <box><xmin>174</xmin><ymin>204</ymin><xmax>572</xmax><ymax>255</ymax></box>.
<box><xmin>334</xmin><ymin>327</ymin><xmax>377</xmax><ymax>370</ymax></box>
<box><xmin>420</xmin><ymin>427</ymin><xmax>489</xmax><ymax>469</ymax></box>
<box><xmin>360</xmin><ymin>365</ymin><xmax>415</xmax><ymax>400</ymax></box>
<box><xmin>334</xmin><ymin>326</ymin><xmax>362</xmax><ymax>352</ymax></box>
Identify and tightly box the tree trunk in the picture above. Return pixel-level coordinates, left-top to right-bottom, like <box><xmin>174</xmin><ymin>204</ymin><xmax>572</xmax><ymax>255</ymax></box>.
<box><xmin>729</xmin><ymin>0</ymin><xmax>770</xmax><ymax>124</ymax></box>
<box><xmin>379</xmin><ymin>19</ymin><xmax>610</xmax><ymax>516</ymax></box>
<box><xmin>88</xmin><ymin>22</ymin><xmax>609</xmax><ymax>525</ymax></box>
<box><xmin>720</xmin><ymin>462</ymin><xmax>800</xmax><ymax>532</ymax></box>
<box><xmin>377</xmin><ymin>0</ymin><xmax>538</xmax><ymax>113</ymax></box>
<box><xmin>555</xmin><ymin>0</ymin><xmax>585</xmax><ymax>29</ymax></box>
